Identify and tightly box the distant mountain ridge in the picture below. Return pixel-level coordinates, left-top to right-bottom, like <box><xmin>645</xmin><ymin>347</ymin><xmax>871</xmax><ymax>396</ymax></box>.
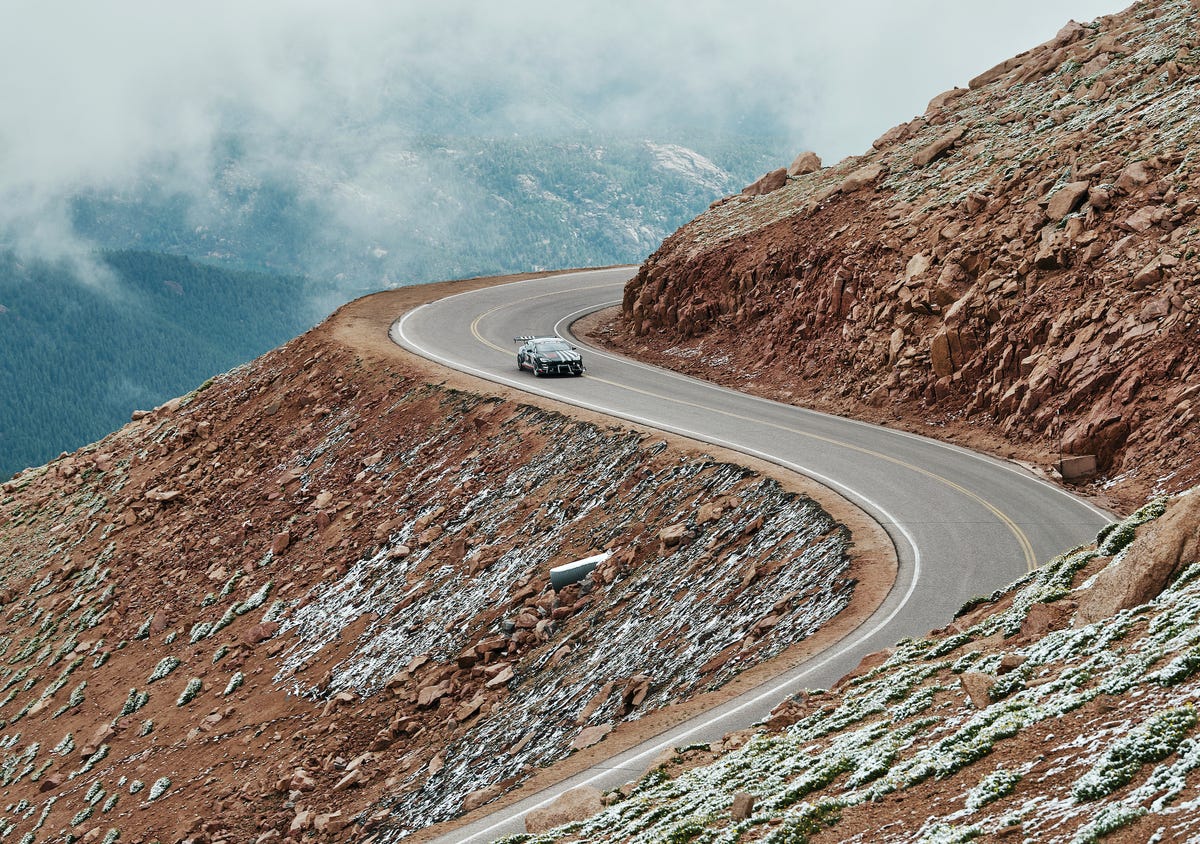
<box><xmin>67</xmin><ymin>134</ymin><xmax>790</xmax><ymax>290</ymax></box>
<box><xmin>5</xmin><ymin>133</ymin><xmax>790</xmax><ymax>476</ymax></box>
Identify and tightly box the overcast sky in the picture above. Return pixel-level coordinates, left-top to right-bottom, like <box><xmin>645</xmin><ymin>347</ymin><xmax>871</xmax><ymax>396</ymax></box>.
<box><xmin>0</xmin><ymin>0</ymin><xmax>1127</xmax><ymax>266</ymax></box>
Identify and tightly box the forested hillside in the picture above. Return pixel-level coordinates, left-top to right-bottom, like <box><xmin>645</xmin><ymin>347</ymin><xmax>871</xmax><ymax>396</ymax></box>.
<box><xmin>0</xmin><ymin>251</ymin><xmax>315</xmax><ymax>478</ymax></box>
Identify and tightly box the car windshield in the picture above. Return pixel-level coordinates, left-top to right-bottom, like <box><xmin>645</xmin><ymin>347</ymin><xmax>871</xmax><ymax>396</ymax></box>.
<box><xmin>536</xmin><ymin>340</ymin><xmax>572</xmax><ymax>352</ymax></box>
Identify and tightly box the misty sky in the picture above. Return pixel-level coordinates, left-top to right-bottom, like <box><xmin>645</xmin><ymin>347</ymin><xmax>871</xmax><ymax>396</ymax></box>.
<box><xmin>0</xmin><ymin>0</ymin><xmax>1126</xmax><ymax>267</ymax></box>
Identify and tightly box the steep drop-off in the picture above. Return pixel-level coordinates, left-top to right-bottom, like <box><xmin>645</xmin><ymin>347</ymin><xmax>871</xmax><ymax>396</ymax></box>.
<box><xmin>603</xmin><ymin>0</ymin><xmax>1200</xmax><ymax>510</ymax></box>
<box><xmin>0</xmin><ymin>281</ymin><xmax>885</xmax><ymax>843</ymax></box>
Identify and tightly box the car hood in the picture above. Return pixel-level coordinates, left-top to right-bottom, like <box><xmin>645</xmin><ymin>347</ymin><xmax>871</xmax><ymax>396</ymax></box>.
<box><xmin>536</xmin><ymin>350</ymin><xmax>581</xmax><ymax>362</ymax></box>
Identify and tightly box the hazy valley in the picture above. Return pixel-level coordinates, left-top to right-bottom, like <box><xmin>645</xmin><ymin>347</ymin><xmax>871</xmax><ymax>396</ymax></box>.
<box><xmin>4</xmin><ymin>0</ymin><xmax>1200</xmax><ymax>842</ymax></box>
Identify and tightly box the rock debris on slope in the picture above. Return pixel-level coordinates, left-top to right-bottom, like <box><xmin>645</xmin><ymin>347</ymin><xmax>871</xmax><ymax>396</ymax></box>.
<box><xmin>507</xmin><ymin>489</ymin><xmax>1200</xmax><ymax>843</ymax></box>
<box><xmin>602</xmin><ymin>0</ymin><xmax>1200</xmax><ymax>510</ymax></box>
<box><xmin>0</xmin><ymin>312</ymin><xmax>854</xmax><ymax>843</ymax></box>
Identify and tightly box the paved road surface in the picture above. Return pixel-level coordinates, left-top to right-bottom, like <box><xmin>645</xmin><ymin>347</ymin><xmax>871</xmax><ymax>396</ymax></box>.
<box><xmin>391</xmin><ymin>266</ymin><xmax>1111</xmax><ymax>842</ymax></box>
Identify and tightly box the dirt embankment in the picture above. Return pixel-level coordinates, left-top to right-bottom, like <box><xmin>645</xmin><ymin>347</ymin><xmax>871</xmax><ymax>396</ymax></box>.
<box><xmin>0</xmin><ymin>274</ymin><xmax>894</xmax><ymax>844</ymax></box>
<box><xmin>598</xmin><ymin>0</ymin><xmax>1200</xmax><ymax>513</ymax></box>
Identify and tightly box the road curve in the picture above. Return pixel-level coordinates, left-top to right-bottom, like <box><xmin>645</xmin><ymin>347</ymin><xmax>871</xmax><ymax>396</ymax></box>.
<box><xmin>391</xmin><ymin>266</ymin><xmax>1112</xmax><ymax>842</ymax></box>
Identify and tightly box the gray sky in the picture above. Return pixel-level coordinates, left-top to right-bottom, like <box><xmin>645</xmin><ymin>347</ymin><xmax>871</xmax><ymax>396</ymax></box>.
<box><xmin>0</xmin><ymin>0</ymin><xmax>1127</xmax><ymax>264</ymax></box>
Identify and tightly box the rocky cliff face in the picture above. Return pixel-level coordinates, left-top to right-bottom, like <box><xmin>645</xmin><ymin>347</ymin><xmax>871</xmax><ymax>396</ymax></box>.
<box><xmin>607</xmin><ymin>0</ymin><xmax>1200</xmax><ymax>509</ymax></box>
<box><xmin>0</xmin><ymin>285</ymin><xmax>868</xmax><ymax>843</ymax></box>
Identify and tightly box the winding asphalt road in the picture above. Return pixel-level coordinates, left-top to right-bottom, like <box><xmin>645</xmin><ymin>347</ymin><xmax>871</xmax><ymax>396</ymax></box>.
<box><xmin>391</xmin><ymin>266</ymin><xmax>1112</xmax><ymax>843</ymax></box>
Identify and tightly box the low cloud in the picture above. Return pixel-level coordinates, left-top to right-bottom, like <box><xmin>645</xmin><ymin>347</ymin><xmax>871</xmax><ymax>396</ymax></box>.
<box><xmin>0</xmin><ymin>0</ymin><xmax>1124</xmax><ymax>280</ymax></box>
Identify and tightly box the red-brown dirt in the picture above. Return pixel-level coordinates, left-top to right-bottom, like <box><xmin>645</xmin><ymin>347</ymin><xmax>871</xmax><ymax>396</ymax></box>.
<box><xmin>598</xmin><ymin>0</ymin><xmax>1200</xmax><ymax>515</ymax></box>
<box><xmin>0</xmin><ymin>273</ymin><xmax>895</xmax><ymax>844</ymax></box>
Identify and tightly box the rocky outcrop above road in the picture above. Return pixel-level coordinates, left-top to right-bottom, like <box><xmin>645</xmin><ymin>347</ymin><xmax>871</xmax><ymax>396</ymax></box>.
<box><xmin>602</xmin><ymin>0</ymin><xmax>1200</xmax><ymax>509</ymax></box>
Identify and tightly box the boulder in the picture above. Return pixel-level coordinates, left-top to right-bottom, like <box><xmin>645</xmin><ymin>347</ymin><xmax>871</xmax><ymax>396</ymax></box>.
<box><xmin>659</xmin><ymin>524</ymin><xmax>687</xmax><ymax>549</ymax></box>
<box><xmin>905</xmin><ymin>253</ymin><xmax>931</xmax><ymax>282</ymax></box>
<box><xmin>288</xmin><ymin>810</ymin><xmax>315</xmax><ymax>835</ymax></box>
<box><xmin>970</xmin><ymin>54</ymin><xmax>1029</xmax><ymax>89</ymax></box>
<box><xmin>787</xmin><ymin>151</ymin><xmax>822</xmax><ymax>176</ymax></box>
<box><xmin>571</xmin><ymin>723</ymin><xmax>613</xmax><ymax>750</ymax></box>
<box><xmin>731</xmin><ymin>792</ymin><xmax>756</xmax><ymax>820</ymax></box>
<box><xmin>1116</xmin><ymin>161</ymin><xmax>1151</xmax><ymax>192</ymax></box>
<box><xmin>930</xmin><ymin>330</ymin><xmax>954</xmax><ymax>378</ymax></box>
<box><xmin>457</xmin><ymin>646</ymin><xmax>479</xmax><ymax>670</ymax></box>
<box><xmin>454</xmin><ymin>694</ymin><xmax>486</xmax><ymax>723</ymax></box>
<box><xmin>463</xmin><ymin>784</ymin><xmax>503</xmax><ymax>813</ymax></box>
<box><xmin>1132</xmin><ymin>258</ymin><xmax>1164</xmax><ymax>289</ymax></box>
<box><xmin>525</xmin><ymin>786</ymin><xmax>604</xmax><ymax>833</ymax></box>
<box><xmin>914</xmin><ymin>127</ymin><xmax>966</xmax><ymax>167</ymax></box>
<box><xmin>270</xmin><ymin>531</ymin><xmax>291</xmax><ymax>555</ymax></box>
<box><xmin>960</xmin><ymin>672</ymin><xmax>995</xmax><ymax>709</ymax></box>
<box><xmin>1122</xmin><ymin>206</ymin><xmax>1164</xmax><ymax>232</ymax></box>
<box><xmin>874</xmin><ymin>119</ymin><xmax>920</xmax><ymax>149</ymax></box>
<box><xmin>998</xmin><ymin>654</ymin><xmax>1028</xmax><ymax>675</ymax></box>
<box><xmin>1053</xmin><ymin>20</ymin><xmax>1086</xmax><ymax>47</ymax></box>
<box><xmin>839</xmin><ymin>163</ymin><xmax>884</xmax><ymax>193</ymax></box>
<box><xmin>485</xmin><ymin>665</ymin><xmax>514</xmax><ymax>688</ymax></box>
<box><xmin>620</xmin><ymin>674</ymin><xmax>652</xmax><ymax>712</ymax></box>
<box><xmin>925</xmin><ymin>87</ymin><xmax>968</xmax><ymax>113</ymax></box>
<box><xmin>241</xmin><ymin>621</ymin><xmax>280</xmax><ymax>646</ymax></box>
<box><xmin>1075</xmin><ymin>492</ymin><xmax>1200</xmax><ymax>627</ymax></box>
<box><xmin>575</xmin><ymin>682</ymin><xmax>613</xmax><ymax>725</ymax></box>
<box><xmin>417</xmin><ymin>681</ymin><xmax>450</xmax><ymax>708</ymax></box>
<box><xmin>313</xmin><ymin>812</ymin><xmax>347</xmax><ymax>834</ymax></box>
<box><xmin>333</xmin><ymin>767</ymin><xmax>365</xmax><ymax>792</ymax></box>
<box><xmin>1088</xmin><ymin>185</ymin><xmax>1112</xmax><ymax>210</ymax></box>
<box><xmin>288</xmin><ymin>768</ymin><xmax>316</xmax><ymax>792</ymax></box>
<box><xmin>741</xmin><ymin>168</ymin><xmax>788</xmax><ymax>196</ymax></box>
<box><xmin>1046</xmin><ymin>181</ymin><xmax>1090</xmax><ymax>220</ymax></box>
<box><xmin>1022</xmin><ymin>601</ymin><xmax>1069</xmax><ymax>638</ymax></box>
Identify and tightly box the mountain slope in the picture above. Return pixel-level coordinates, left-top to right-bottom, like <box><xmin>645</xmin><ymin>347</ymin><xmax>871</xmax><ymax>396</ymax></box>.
<box><xmin>67</xmin><ymin>135</ymin><xmax>789</xmax><ymax>288</ymax></box>
<box><xmin>0</xmin><ymin>280</ymin><xmax>884</xmax><ymax>843</ymax></box>
<box><xmin>600</xmin><ymin>0</ymin><xmax>1199</xmax><ymax>511</ymax></box>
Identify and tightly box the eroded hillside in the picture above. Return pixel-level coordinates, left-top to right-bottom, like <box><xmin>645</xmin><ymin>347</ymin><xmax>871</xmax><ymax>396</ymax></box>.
<box><xmin>0</xmin><ymin>283</ymin><xmax>885</xmax><ymax>843</ymax></box>
<box><xmin>600</xmin><ymin>0</ymin><xmax>1200</xmax><ymax>511</ymax></box>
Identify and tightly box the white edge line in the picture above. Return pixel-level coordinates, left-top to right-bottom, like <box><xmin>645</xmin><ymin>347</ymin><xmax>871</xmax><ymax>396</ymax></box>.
<box><xmin>389</xmin><ymin>269</ymin><xmax>1108</xmax><ymax>841</ymax></box>
<box><xmin>399</xmin><ymin>267</ymin><xmax>1113</xmax><ymax>526</ymax></box>
<box><xmin>556</xmin><ymin>299</ymin><xmax>1116</xmax><ymax>524</ymax></box>
<box><xmin>392</xmin><ymin>299</ymin><xmax>923</xmax><ymax>843</ymax></box>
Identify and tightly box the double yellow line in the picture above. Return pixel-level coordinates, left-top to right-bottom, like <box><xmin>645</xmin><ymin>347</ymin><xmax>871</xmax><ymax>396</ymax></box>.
<box><xmin>470</xmin><ymin>289</ymin><xmax>1037</xmax><ymax>572</ymax></box>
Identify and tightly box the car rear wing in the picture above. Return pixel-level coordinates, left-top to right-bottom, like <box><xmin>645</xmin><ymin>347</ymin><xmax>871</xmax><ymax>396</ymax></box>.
<box><xmin>513</xmin><ymin>336</ymin><xmax>535</xmax><ymax>344</ymax></box>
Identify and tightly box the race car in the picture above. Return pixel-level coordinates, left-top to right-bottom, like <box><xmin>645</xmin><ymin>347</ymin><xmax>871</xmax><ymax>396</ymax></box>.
<box><xmin>514</xmin><ymin>336</ymin><xmax>585</xmax><ymax>377</ymax></box>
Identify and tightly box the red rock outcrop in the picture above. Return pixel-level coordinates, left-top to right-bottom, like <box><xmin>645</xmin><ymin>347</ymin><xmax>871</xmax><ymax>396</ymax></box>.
<box><xmin>599</xmin><ymin>0</ymin><xmax>1200</xmax><ymax>508</ymax></box>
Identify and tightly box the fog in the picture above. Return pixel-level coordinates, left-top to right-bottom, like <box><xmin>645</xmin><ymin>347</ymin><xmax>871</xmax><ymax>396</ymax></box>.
<box><xmin>0</xmin><ymin>0</ymin><xmax>1127</xmax><ymax>282</ymax></box>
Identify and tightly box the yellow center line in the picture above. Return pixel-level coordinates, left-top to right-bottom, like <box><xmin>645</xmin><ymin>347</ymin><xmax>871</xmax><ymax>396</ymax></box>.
<box><xmin>470</xmin><ymin>288</ymin><xmax>1038</xmax><ymax>572</ymax></box>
